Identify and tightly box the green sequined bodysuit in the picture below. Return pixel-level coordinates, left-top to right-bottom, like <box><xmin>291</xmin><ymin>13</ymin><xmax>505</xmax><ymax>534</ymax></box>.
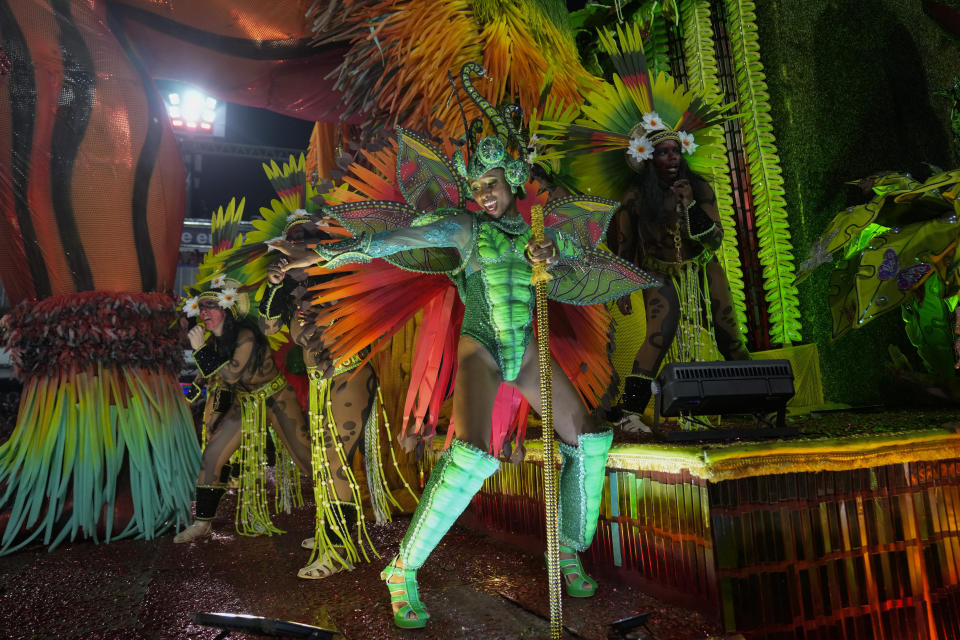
<box><xmin>318</xmin><ymin>212</ymin><xmax>578</xmax><ymax>381</ymax></box>
<box><xmin>460</xmin><ymin>214</ymin><xmax>535</xmax><ymax>380</ymax></box>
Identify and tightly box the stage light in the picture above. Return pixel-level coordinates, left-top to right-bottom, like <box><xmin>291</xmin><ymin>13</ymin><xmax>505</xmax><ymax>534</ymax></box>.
<box><xmin>181</xmin><ymin>90</ymin><xmax>203</xmax><ymax>123</ymax></box>
<box><xmin>652</xmin><ymin>359</ymin><xmax>796</xmax><ymax>439</ymax></box>
<box><xmin>161</xmin><ymin>84</ymin><xmax>223</xmax><ymax>136</ymax></box>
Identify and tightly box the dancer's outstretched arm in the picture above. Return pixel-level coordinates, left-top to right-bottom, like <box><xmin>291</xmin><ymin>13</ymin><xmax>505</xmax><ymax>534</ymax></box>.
<box><xmin>268</xmin><ymin>213</ymin><xmax>473</xmax><ymax>271</ymax></box>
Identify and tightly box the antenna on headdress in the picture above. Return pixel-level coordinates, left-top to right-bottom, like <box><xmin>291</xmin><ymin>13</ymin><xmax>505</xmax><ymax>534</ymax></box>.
<box><xmin>451</xmin><ymin>63</ymin><xmax>531</xmax><ymax>193</ymax></box>
<box><xmin>501</xmin><ymin>103</ymin><xmax>528</xmax><ymax>152</ymax></box>
<box><xmin>448</xmin><ymin>69</ymin><xmax>473</xmax><ymax>165</ymax></box>
<box><xmin>460</xmin><ymin>62</ymin><xmax>509</xmax><ymax>141</ymax></box>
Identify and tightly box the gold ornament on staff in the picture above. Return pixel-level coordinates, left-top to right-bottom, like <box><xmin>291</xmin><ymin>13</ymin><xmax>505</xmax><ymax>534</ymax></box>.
<box><xmin>529</xmin><ymin>204</ymin><xmax>562</xmax><ymax>639</ymax></box>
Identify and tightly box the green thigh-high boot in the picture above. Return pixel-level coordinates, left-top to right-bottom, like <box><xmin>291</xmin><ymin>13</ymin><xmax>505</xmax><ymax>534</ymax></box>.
<box><xmin>556</xmin><ymin>429</ymin><xmax>613</xmax><ymax>597</ymax></box>
<box><xmin>382</xmin><ymin>440</ymin><xmax>500</xmax><ymax>629</ymax></box>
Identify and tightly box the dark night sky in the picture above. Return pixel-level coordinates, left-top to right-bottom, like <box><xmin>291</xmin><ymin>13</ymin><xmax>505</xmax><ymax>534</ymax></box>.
<box><xmin>186</xmin><ymin>101</ymin><xmax>315</xmax><ymax>221</ymax></box>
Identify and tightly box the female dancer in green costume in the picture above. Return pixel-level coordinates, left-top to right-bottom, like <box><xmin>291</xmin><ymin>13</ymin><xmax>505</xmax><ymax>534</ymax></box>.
<box><xmin>271</xmin><ymin>63</ymin><xmax>657</xmax><ymax>629</ymax></box>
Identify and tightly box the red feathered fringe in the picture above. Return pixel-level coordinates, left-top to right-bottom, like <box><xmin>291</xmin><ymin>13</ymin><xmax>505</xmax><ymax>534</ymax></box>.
<box><xmin>2</xmin><ymin>291</ymin><xmax>185</xmax><ymax>379</ymax></box>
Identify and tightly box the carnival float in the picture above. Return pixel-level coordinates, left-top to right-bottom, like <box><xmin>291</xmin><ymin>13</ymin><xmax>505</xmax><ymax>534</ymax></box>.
<box><xmin>1</xmin><ymin>1</ymin><xmax>959</xmax><ymax>638</ymax></box>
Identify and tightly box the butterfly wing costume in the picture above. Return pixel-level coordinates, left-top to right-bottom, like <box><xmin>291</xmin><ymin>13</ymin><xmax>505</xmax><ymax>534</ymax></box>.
<box><xmin>308</xmin><ymin>123</ymin><xmax>658</xmax><ymax>454</ymax></box>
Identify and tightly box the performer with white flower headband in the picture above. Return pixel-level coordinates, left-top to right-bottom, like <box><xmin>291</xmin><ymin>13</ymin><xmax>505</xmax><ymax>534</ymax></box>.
<box><xmin>533</xmin><ymin>24</ymin><xmax>749</xmax><ymax>423</ymax></box>
<box><xmin>175</xmin><ymin>202</ymin><xmax>313</xmax><ymax>543</ymax></box>
<box><xmin>210</xmin><ymin>155</ymin><xmax>417</xmax><ymax>579</ymax></box>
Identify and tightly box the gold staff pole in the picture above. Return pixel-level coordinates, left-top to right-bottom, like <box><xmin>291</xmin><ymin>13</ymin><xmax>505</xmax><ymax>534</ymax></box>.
<box><xmin>529</xmin><ymin>204</ymin><xmax>562</xmax><ymax>639</ymax></box>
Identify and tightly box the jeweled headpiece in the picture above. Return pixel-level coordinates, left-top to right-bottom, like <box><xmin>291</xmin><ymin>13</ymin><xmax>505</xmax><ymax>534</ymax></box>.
<box><xmin>183</xmin><ymin>276</ymin><xmax>250</xmax><ymax>320</ymax></box>
<box><xmin>452</xmin><ymin>62</ymin><xmax>530</xmax><ymax>193</ymax></box>
<box><xmin>531</xmin><ymin>23</ymin><xmax>734</xmax><ymax>200</ymax></box>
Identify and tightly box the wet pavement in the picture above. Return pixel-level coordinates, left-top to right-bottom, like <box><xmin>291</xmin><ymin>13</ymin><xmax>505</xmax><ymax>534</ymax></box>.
<box><xmin>0</xmin><ymin>487</ymin><xmax>723</xmax><ymax>640</ymax></box>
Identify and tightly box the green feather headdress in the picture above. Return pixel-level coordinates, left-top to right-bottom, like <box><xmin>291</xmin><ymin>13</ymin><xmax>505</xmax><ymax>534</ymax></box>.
<box><xmin>180</xmin><ymin>198</ymin><xmax>253</xmax><ymax>321</ymax></box>
<box><xmin>532</xmin><ymin>22</ymin><xmax>735</xmax><ymax>200</ymax></box>
<box><xmin>215</xmin><ymin>154</ymin><xmax>328</xmax><ymax>299</ymax></box>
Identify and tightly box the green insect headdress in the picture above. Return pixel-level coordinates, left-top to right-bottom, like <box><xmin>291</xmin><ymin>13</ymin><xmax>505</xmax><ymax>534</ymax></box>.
<box><xmin>452</xmin><ymin>62</ymin><xmax>531</xmax><ymax>193</ymax></box>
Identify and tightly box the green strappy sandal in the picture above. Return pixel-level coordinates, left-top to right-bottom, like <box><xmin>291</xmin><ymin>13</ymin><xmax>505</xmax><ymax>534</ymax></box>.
<box><xmin>381</xmin><ymin>556</ymin><xmax>428</xmax><ymax>629</ymax></box>
<box><xmin>557</xmin><ymin>544</ymin><xmax>598</xmax><ymax>597</ymax></box>
<box><xmin>382</xmin><ymin>440</ymin><xmax>500</xmax><ymax>629</ymax></box>
<box><xmin>554</xmin><ymin>429</ymin><xmax>614</xmax><ymax>598</ymax></box>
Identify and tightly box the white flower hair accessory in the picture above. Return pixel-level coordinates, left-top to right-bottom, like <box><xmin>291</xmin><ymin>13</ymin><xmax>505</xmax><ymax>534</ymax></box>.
<box><xmin>678</xmin><ymin>131</ymin><xmax>698</xmax><ymax>155</ymax></box>
<box><xmin>527</xmin><ymin>22</ymin><xmax>737</xmax><ymax>194</ymax></box>
<box><xmin>210</xmin><ymin>274</ymin><xmax>226</xmax><ymax>289</ymax></box>
<box><xmin>183</xmin><ymin>296</ymin><xmax>200</xmax><ymax>318</ymax></box>
<box><xmin>627</xmin><ymin>136</ymin><xmax>654</xmax><ymax>163</ymax></box>
<box><xmin>641</xmin><ymin>111</ymin><xmax>666</xmax><ymax>132</ymax></box>
<box><xmin>217</xmin><ymin>288</ymin><xmax>238</xmax><ymax>309</ymax></box>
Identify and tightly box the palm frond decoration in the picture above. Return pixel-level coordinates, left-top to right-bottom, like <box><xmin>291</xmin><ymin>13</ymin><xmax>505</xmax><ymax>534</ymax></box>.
<box><xmin>477</xmin><ymin>0</ymin><xmax>598</xmax><ymax>113</ymax></box>
<box><xmin>725</xmin><ymin>0</ymin><xmax>801</xmax><ymax>345</ymax></box>
<box><xmin>635</xmin><ymin>0</ymin><xmax>680</xmax><ymax>25</ymax></box>
<box><xmin>527</xmin><ymin>83</ymin><xmax>580</xmax><ymax>176</ymax></box>
<box><xmin>680</xmin><ymin>0</ymin><xmax>748</xmax><ymax>342</ymax></box>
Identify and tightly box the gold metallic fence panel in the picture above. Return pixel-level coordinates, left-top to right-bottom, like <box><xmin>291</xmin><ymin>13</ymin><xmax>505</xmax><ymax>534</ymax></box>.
<box><xmin>430</xmin><ymin>437</ymin><xmax>960</xmax><ymax>639</ymax></box>
<box><xmin>710</xmin><ymin>461</ymin><xmax>960</xmax><ymax>638</ymax></box>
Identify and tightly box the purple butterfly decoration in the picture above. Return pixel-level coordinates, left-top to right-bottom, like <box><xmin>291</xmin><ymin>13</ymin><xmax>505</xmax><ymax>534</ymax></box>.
<box><xmin>877</xmin><ymin>248</ymin><xmax>931</xmax><ymax>290</ymax></box>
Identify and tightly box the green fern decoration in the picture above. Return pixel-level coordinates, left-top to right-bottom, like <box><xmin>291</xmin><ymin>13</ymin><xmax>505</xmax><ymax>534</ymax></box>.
<box><xmin>643</xmin><ymin>12</ymin><xmax>672</xmax><ymax>76</ymax></box>
<box><xmin>724</xmin><ymin>0</ymin><xmax>802</xmax><ymax>345</ymax></box>
<box><xmin>635</xmin><ymin>0</ymin><xmax>681</xmax><ymax>25</ymax></box>
<box><xmin>679</xmin><ymin>0</ymin><xmax>748</xmax><ymax>343</ymax></box>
